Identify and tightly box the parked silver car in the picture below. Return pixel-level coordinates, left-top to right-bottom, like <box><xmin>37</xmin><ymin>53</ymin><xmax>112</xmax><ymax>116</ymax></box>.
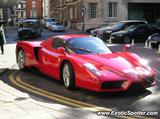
<box><xmin>48</xmin><ymin>22</ymin><xmax>65</xmax><ymax>32</ymax></box>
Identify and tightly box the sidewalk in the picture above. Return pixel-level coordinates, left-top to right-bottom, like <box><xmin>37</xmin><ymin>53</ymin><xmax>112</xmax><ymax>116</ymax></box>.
<box><xmin>0</xmin><ymin>44</ymin><xmax>16</xmax><ymax>69</ymax></box>
<box><xmin>0</xmin><ymin>46</ymin><xmax>103</xmax><ymax>118</ymax></box>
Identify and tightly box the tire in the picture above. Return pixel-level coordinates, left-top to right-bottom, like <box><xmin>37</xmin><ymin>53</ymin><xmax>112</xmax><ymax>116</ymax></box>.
<box><xmin>123</xmin><ymin>36</ymin><xmax>131</xmax><ymax>44</ymax></box>
<box><xmin>17</xmin><ymin>49</ymin><xmax>26</xmax><ymax>70</ymax></box>
<box><xmin>62</xmin><ymin>62</ymin><xmax>75</xmax><ymax>90</ymax></box>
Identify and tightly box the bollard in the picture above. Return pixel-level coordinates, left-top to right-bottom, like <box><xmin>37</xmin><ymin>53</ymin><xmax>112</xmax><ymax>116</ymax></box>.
<box><xmin>144</xmin><ymin>40</ymin><xmax>148</xmax><ymax>48</ymax></box>
<box><xmin>108</xmin><ymin>38</ymin><xmax>112</xmax><ymax>43</ymax></box>
<box><xmin>148</xmin><ymin>41</ymin><xmax>152</xmax><ymax>49</ymax></box>
<box><xmin>158</xmin><ymin>44</ymin><xmax>160</xmax><ymax>54</ymax></box>
<box><xmin>148</xmin><ymin>41</ymin><xmax>157</xmax><ymax>49</ymax></box>
<box><xmin>131</xmin><ymin>39</ymin><xmax>134</xmax><ymax>46</ymax></box>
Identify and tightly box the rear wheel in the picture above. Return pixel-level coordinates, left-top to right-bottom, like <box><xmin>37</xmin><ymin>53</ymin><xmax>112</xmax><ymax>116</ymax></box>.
<box><xmin>62</xmin><ymin>62</ymin><xmax>75</xmax><ymax>90</ymax></box>
<box><xmin>17</xmin><ymin>49</ymin><xmax>26</xmax><ymax>70</ymax></box>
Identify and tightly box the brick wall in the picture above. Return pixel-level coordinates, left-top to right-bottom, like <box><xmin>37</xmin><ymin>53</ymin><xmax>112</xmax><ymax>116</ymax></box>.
<box><xmin>26</xmin><ymin>0</ymin><xmax>43</xmax><ymax>19</ymax></box>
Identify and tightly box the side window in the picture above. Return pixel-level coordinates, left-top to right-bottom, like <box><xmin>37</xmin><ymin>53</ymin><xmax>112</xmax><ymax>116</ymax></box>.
<box><xmin>123</xmin><ymin>24</ymin><xmax>129</xmax><ymax>29</ymax></box>
<box><xmin>52</xmin><ymin>38</ymin><xmax>65</xmax><ymax>49</ymax></box>
<box><xmin>136</xmin><ymin>26</ymin><xmax>148</xmax><ymax>33</ymax></box>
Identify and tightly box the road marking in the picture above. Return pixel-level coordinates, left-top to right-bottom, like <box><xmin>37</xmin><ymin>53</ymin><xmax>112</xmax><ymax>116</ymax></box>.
<box><xmin>8</xmin><ymin>72</ymin><xmax>155</xmax><ymax>119</ymax></box>
<box><xmin>9</xmin><ymin>73</ymin><xmax>111</xmax><ymax>112</ymax></box>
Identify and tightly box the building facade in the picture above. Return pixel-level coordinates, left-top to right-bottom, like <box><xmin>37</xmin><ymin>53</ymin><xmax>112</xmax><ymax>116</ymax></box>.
<box><xmin>26</xmin><ymin>0</ymin><xmax>43</xmax><ymax>19</ymax></box>
<box><xmin>14</xmin><ymin>0</ymin><xmax>26</xmax><ymax>20</ymax></box>
<box><xmin>0</xmin><ymin>0</ymin><xmax>20</xmax><ymax>22</ymax></box>
<box><xmin>49</xmin><ymin>0</ymin><xmax>160</xmax><ymax>30</ymax></box>
<box><xmin>102</xmin><ymin>0</ymin><xmax>160</xmax><ymax>24</ymax></box>
<box><xmin>43</xmin><ymin>0</ymin><xmax>49</xmax><ymax>18</ymax></box>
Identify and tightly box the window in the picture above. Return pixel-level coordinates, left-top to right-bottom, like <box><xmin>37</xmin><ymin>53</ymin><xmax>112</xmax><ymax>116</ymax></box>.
<box><xmin>69</xmin><ymin>8</ymin><xmax>73</xmax><ymax>19</ymax></box>
<box><xmin>0</xmin><ymin>9</ymin><xmax>3</xmax><ymax>21</ymax></box>
<box><xmin>89</xmin><ymin>3</ymin><xmax>97</xmax><ymax>19</ymax></box>
<box><xmin>136</xmin><ymin>26</ymin><xmax>148</xmax><ymax>33</ymax></box>
<box><xmin>30</xmin><ymin>10</ymin><xmax>37</xmax><ymax>18</ymax></box>
<box><xmin>18</xmin><ymin>4</ymin><xmax>21</xmax><ymax>8</ymax></box>
<box><xmin>22</xmin><ymin>4</ymin><xmax>26</xmax><ymax>9</ymax></box>
<box><xmin>32</xmin><ymin>1</ymin><xmax>36</xmax><ymax>8</ymax></box>
<box><xmin>66</xmin><ymin>37</ymin><xmax>112</xmax><ymax>54</ymax></box>
<box><xmin>23</xmin><ymin>12</ymin><xmax>26</xmax><ymax>18</ymax></box>
<box><xmin>52</xmin><ymin>38</ymin><xmax>65</xmax><ymax>49</ymax></box>
<box><xmin>109</xmin><ymin>2</ymin><xmax>117</xmax><ymax>17</ymax></box>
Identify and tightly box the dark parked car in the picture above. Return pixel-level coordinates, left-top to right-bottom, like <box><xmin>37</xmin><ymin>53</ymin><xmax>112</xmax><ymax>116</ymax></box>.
<box><xmin>94</xmin><ymin>20</ymin><xmax>147</xmax><ymax>41</ymax></box>
<box><xmin>110</xmin><ymin>24</ymin><xmax>160</xmax><ymax>43</ymax></box>
<box><xmin>18</xmin><ymin>19</ymin><xmax>42</xmax><ymax>40</ymax></box>
<box><xmin>147</xmin><ymin>33</ymin><xmax>160</xmax><ymax>48</ymax></box>
<box><xmin>86</xmin><ymin>24</ymin><xmax>110</xmax><ymax>34</ymax></box>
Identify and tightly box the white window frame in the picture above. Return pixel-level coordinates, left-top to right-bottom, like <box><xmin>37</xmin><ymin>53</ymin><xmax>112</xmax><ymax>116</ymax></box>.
<box><xmin>18</xmin><ymin>4</ymin><xmax>21</xmax><ymax>9</ymax></box>
<box><xmin>108</xmin><ymin>2</ymin><xmax>118</xmax><ymax>18</ymax></box>
<box><xmin>30</xmin><ymin>10</ymin><xmax>37</xmax><ymax>18</ymax></box>
<box><xmin>32</xmin><ymin>1</ymin><xmax>36</xmax><ymax>8</ymax></box>
<box><xmin>89</xmin><ymin>3</ymin><xmax>97</xmax><ymax>19</ymax></box>
<box><xmin>69</xmin><ymin>8</ymin><xmax>73</xmax><ymax>19</ymax></box>
<box><xmin>0</xmin><ymin>9</ymin><xmax>3</xmax><ymax>21</ymax></box>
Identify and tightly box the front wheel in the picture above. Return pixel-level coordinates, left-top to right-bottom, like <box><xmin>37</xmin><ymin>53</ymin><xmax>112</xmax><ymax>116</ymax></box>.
<box><xmin>17</xmin><ymin>49</ymin><xmax>26</xmax><ymax>70</ymax></box>
<box><xmin>123</xmin><ymin>36</ymin><xmax>131</xmax><ymax>44</ymax></box>
<box><xmin>62</xmin><ymin>62</ymin><xmax>75</xmax><ymax>90</ymax></box>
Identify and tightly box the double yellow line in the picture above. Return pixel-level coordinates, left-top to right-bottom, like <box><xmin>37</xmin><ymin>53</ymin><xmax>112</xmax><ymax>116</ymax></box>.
<box><xmin>9</xmin><ymin>73</ymin><xmax>111</xmax><ymax>112</ymax></box>
<box><xmin>9</xmin><ymin>72</ymin><xmax>153</xmax><ymax>119</ymax></box>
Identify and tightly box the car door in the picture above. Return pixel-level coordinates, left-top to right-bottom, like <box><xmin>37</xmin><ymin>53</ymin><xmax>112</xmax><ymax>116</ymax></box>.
<box><xmin>40</xmin><ymin>38</ymin><xmax>66</xmax><ymax>79</ymax></box>
<box><xmin>147</xmin><ymin>25</ymin><xmax>160</xmax><ymax>36</ymax></box>
<box><xmin>134</xmin><ymin>26</ymin><xmax>149</xmax><ymax>42</ymax></box>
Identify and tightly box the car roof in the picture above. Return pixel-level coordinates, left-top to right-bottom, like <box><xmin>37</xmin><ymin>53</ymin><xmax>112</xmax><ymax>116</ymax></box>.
<box><xmin>52</xmin><ymin>34</ymin><xmax>90</xmax><ymax>41</ymax></box>
<box><xmin>21</xmin><ymin>19</ymin><xmax>38</xmax><ymax>23</ymax></box>
<box><xmin>120</xmin><ymin>20</ymin><xmax>147</xmax><ymax>23</ymax></box>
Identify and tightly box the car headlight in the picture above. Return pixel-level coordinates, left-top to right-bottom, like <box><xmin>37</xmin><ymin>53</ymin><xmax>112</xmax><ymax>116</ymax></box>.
<box><xmin>139</xmin><ymin>59</ymin><xmax>151</xmax><ymax>70</ymax></box>
<box><xmin>84</xmin><ymin>63</ymin><xmax>101</xmax><ymax>76</ymax></box>
<box><xmin>106</xmin><ymin>31</ymin><xmax>112</xmax><ymax>34</ymax></box>
<box><xmin>123</xmin><ymin>68</ymin><xmax>138</xmax><ymax>79</ymax></box>
<box><xmin>148</xmin><ymin>36</ymin><xmax>151</xmax><ymax>40</ymax></box>
<box><xmin>117</xmin><ymin>34</ymin><xmax>122</xmax><ymax>37</ymax></box>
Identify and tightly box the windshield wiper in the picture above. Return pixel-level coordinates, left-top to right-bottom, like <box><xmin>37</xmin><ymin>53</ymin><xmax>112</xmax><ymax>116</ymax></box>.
<box><xmin>71</xmin><ymin>47</ymin><xmax>98</xmax><ymax>54</ymax></box>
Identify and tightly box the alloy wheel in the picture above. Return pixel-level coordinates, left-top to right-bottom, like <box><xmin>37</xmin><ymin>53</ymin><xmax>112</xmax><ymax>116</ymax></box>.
<box><xmin>63</xmin><ymin>63</ymin><xmax>71</xmax><ymax>88</ymax></box>
<box><xmin>17</xmin><ymin>50</ymin><xmax>25</xmax><ymax>69</ymax></box>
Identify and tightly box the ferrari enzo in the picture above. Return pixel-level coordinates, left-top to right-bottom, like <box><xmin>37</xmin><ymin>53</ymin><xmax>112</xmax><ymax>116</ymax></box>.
<box><xmin>16</xmin><ymin>34</ymin><xmax>156</xmax><ymax>92</ymax></box>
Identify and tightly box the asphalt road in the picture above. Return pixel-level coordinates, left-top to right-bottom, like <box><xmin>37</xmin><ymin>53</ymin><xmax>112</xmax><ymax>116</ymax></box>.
<box><xmin>2</xmin><ymin>27</ymin><xmax>160</xmax><ymax>119</ymax></box>
<box><xmin>5</xmin><ymin>26</ymin><xmax>84</xmax><ymax>44</ymax></box>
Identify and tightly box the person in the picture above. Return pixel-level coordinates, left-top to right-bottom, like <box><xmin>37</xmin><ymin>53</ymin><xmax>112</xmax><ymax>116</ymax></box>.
<box><xmin>0</xmin><ymin>30</ymin><xmax>4</xmax><ymax>54</ymax></box>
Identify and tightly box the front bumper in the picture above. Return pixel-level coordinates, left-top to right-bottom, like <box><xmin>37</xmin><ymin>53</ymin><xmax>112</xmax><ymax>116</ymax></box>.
<box><xmin>52</xmin><ymin>27</ymin><xmax>64</xmax><ymax>31</ymax></box>
<box><xmin>110</xmin><ymin>35</ymin><xmax>124</xmax><ymax>43</ymax></box>
<box><xmin>83</xmin><ymin>75</ymin><xmax>156</xmax><ymax>92</ymax></box>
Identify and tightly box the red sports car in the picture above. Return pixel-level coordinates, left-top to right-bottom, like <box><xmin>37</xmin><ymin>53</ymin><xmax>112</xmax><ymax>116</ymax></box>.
<box><xmin>16</xmin><ymin>34</ymin><xmax>156</xmax><ymax>92</ymax></box>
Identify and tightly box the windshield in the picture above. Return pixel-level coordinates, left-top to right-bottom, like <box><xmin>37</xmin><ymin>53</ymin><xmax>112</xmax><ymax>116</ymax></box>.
<box><xmin>112</xmin><ymin>22</ymin><xmax>125</xmax><ymax>30</ymax></box>
<box><xmin>20</xmin><ymin>21</ymin><xmax>38</xmax><ymax>28</ymax></box>
<box><xmin>46</xmin><ymin>19</ymin><xmax>55</xmax><ymax>22</ymax></box>
<box><xmin>51</xmin><ymin>22</ymin><xmax>56</xmax><ymax>25</ymax></box>
<box><xmin>124</xmin><ymin>25</ymin><xmax>137</xmax><ymax>31</ymax></box>
<box><xmin>66</xmin><ymin>37</ymin><xmax>112</xmax><ymax>54</ymax></box>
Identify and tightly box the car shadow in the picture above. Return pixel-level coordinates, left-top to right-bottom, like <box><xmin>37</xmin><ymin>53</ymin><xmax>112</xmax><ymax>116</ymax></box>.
<box><xmin>0</xmin><ymin>68</ymin><xmax>154</xmax><ymax>110</ymax></box>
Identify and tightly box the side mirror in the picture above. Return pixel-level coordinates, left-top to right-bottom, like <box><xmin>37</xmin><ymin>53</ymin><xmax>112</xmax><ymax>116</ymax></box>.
<box><xmin>57</xmin><ymin>47</ymin><xmax>65</xmax><ymax>53</ymax></box>
<box><xmin>123</xmin><ymin>44</ymin><xmax>131</xmax><ymax>52</ymax></box>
